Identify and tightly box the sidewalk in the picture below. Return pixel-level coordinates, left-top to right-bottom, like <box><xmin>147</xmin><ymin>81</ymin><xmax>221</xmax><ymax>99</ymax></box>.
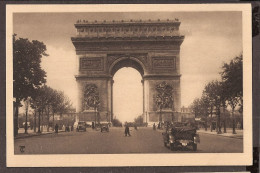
<box><xmin>197</xmin><ymin>128</ymin><xmax>243</xmax><ymax>139</ymax></box>
<box><xmin>15</xmin><ymin>128</ymin><xmax>65</xmax><ymax>139</ymax></box>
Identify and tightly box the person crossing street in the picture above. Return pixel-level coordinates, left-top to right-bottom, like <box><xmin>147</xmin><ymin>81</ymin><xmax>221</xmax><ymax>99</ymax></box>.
<box><xmin>125</xmin><ymin>123</ymin><xmax>131</xmax><ymax>137</ymax></box>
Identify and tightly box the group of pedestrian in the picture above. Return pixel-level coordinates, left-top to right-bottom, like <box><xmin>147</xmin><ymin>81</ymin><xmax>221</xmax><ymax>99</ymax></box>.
<box><xmin>152</xmin><ymin>122</ymin><xmax>165</xmax><ymax>130</ymax></box>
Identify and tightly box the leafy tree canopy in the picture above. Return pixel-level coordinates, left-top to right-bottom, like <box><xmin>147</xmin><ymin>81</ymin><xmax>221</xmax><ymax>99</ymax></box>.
<box><xmin>221</xmin><ymin>54</ymin><xmax>242</xmax><ymax>99</ymax></box>
<box><xmin>13</xmin><ymin>34</ymin><xmax>48</xmax><ymax>102</ymax></box>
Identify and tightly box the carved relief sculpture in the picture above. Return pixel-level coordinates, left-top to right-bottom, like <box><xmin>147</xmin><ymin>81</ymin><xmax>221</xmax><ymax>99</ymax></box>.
<box><xmin>155</xmin><ymin>81</ymin><xmax>174</xmax><ymax>110</ymax></box>
<box><xmin>83</xmin><ymin>84</ymin><xmax>100</xmax><ymax>111</ymax></box>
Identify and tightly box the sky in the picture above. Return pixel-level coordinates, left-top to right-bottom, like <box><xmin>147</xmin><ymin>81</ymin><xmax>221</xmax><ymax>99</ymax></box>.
<box><xmin>13</xmin><ymin>12</ymin><xmax>242</xmax><ymax>122</ymax></box>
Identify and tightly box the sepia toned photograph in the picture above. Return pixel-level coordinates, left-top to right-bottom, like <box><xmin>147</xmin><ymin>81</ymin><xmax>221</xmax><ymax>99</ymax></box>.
<box><xmin>6</xmin><ymin>4</ymin><xmax>252</xmax><ymax>167</ymax></box>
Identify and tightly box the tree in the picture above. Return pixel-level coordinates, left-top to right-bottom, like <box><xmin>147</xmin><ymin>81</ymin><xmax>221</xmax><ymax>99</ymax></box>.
<box><xmin>30</xmin><ymin>86</ymin><xmax>50</xmax><ymax>133</ymax></box>
<box><xmin>190</xmin><ymin>98</ymin><xmax>201</xmax><ymax>118</ymax></box>
<box><xmin>50</xmin><ymin>89</ymin><xmax>62</xmax><ymax>131</ymax></box>
<box><xmin>253</xmin><ymin>5</ymin><xmax>260</xmax><ymax>37</ymax></box>
<box><xmin>221</xmin><ymin>55</ymin><xmax>242</xmax><ymax>98</ymax></box>
<box><xmin>221</xmin><ymin>55</ymin><xmax>243</xmax><ymax>134</ymax></box>
<box><xmin>24</xmin><ymin>97</ymin><xmax>31</xmax><ymax>134</ymax></box>
<box><xmin>56</xmin><ymin>91</ymin><xmax>73</xmax><ymax>119</ymax></box>
<box><xmin>203</xmin><ymin>81</ymin><xmax>222</xmax><ymax>134</ymax></box>
<box><xmin>219</xmin><ymin>81</ymin><xmax>228</xmax><ymax>133</ymax></box>
<box><xmin>42</xmin><ymin>86</ymin><xmax>56</xmax><ymax>132</ymax></box>
<box><xmin>134</xmin><ymin>115</ymin><xmax>144</xmax><ymax>126</ymax></box>
<box><xmin>13</xmin><ymin>34</ymin><xmax>48</xmax><ymax>136</ymax></box>
<box><xmin>112</xmin><ymin>118</ymin><xmax>122</xmax><ymax>127</ymax></box>
<box><xmin>200</xmin><ymin>95</ymin><xmax>213</xmax><ymax>131</ymax></box>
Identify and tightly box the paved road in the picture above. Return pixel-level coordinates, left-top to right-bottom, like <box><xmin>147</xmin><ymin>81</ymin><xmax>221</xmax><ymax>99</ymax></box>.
<box><xmin>14</xmin><ymin>127</ymin><xmax>243</xmax><ymax>154</ymax></box>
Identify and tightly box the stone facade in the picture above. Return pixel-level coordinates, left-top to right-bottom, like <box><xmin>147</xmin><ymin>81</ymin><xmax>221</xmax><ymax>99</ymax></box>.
<box><xmin>71</xmin><ymin>19</ymin><xmax>185</xmax><ymax>123</ymax></box>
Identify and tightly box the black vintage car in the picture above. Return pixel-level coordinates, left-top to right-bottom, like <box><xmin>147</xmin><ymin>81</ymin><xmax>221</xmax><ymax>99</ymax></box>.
<box><xmin>101</xmin><ymin>123</ymin><xmax>109</xmax><ymax>132</ymax></box>
<box><xmin>76</xmin><ymin>121</ymin><xmax>87</xmax><ymax>132</ymax></box>
<box><xmin>162</xmin><ymin>123</ymin><xmax>200</xmax><ymax>151</ymax></box>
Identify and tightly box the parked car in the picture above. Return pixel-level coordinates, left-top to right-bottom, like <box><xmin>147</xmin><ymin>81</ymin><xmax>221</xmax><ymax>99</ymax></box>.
<box><xmin>101</xmin><ymin>123</ymin><xmax>109</xmax><ymax>132</ymax></box>
<box><xmin>162</xmin><ymin>123</ymin><xmax>200</xmax><ymax>151</ymax></box>
<box><xmin>76</xmin><ymin>121</ymin><xmax>87</xmax><ymax>132</ymax></box>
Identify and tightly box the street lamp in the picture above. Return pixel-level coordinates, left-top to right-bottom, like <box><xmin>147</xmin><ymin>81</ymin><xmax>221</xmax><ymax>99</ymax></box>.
<box><xmin>232</xmin><ymin>110</ymin><xmax>236</xmax><ymax>134</ymax></box>
<box><xmin>159</xmin><ymin>105</ymin><xmax>162</xmax><ymax>123</ymax></box>
<box><xmin>93</xmin><ymin>98</ymin><xmax>100</xmax><ymax>129</ymax></box>
<box><xmin>146</xmin><ymin>111</ymin><xmax>147</xmax><ymax>127</ymax></box>
<box><xmin>94</xmin><ymin>105</ymin><xmax>97</xmax><ymax>129</ymax></box>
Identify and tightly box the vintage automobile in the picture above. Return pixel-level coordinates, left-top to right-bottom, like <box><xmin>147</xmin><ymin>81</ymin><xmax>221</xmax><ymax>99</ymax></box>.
<box><xmin>76</xmin><ymin>121</ymin><xmax>87</xmax><ymax>132</ymax></box>
<box><xmin>101</xmin><ymin>123</ymin><xmax>109</xmax><ymax>132</ymax></box>
<box><xmin>162</xmin><ymin>123</ymin><xmax>200</xmax><ymax>151</ymax></box>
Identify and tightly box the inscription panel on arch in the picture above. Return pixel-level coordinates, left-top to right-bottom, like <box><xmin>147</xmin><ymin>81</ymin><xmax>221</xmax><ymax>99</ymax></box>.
<box><xmin>80</xmin><ymin>57</ymin><xmax>104</xmax><ymax>71</ymax></box>
<box><xmin>152</xmin><ymin>56</ymin><xmax>176</xmax><ymax>71</ymax></box>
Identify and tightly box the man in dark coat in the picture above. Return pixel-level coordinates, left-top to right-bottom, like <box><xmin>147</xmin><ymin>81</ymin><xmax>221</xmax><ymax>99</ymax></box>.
<box><xmin>125</xmin><ymin>123</ymin><xmax>131</xmax><ymax>136</ymax></box>
<box><xmin>153</xmin><ymin>123</ymin><xmax>156</xmax><ymax>130</ymax></box>
<box><xmin>92</xmin><ymin>122</ymin><xmax>95</xmax><ymax>129</ymax></box>
<box><xmin>55</xmin><ymin>124</ymin><xmax>59</xmax><ymax>133</ymax></box>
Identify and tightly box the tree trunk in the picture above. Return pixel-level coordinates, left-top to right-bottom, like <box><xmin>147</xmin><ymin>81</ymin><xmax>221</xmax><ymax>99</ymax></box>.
<box><xmin>34</xmin><ymin>111</ymin><xmax>37</xmax><ymax>132</ymax></box>
<box><xmin>217</xmin><ymin>109</ymin><xmax>221</xmax><ymax>134</ymax></box>
<box><xmin>14</xmin><ymin>100</ymin><xmax>19</xmax><ymax>137</ymax></box>
<box><xmin>46</xmin><ymin>107</ymin><xmax>50</xmax><ymax>132</ymax></box>
<box><xmin>210</xmin><ymin>112</ymin><xmax>213</xmax><ymax>132</ymax></box>
<box><xmin>37</xmin><ymin>110</ymin><xmax>41</xmax><ymax>133</ymax></box>
<box><xmin>223</xmin><ymin>108</ymin><xmax>227</xmax><ymax>133</ymax></box>
<box><xmin>25</xmin><ymin>106</ymin><xmax>28</xmax><ymax>134</ymax></box>
<box><xmin>159</xmin><ymin>109</ymin><xmax>162</xmax><ymax>123</ymax></box>
<box><xmin>205</xmin><ymin>116</ymin><xmax>207</xmax><ymax>131</ymax></box>
<box><xmin>52</xmin><ymin>112</ymin><xmax>55</xmax><ymax>131</ymax></box>
<box><xmin>94</xmin><ymin>111</ymin><xmax>96</xmax><ymax>127</ymax></box>
<box><xmin>41</xmin><ymin>109</ymin><xmax>44</xmax><ymax>132</ymax></box>
<box><xmin>232</xmin><ymin>108</ymin><xmax>236</xmax><ymax>134</ymax></box>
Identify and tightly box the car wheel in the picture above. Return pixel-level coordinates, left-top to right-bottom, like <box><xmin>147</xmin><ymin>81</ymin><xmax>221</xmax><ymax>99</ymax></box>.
<box><xmin>193</xmin><ymin>144</ymin><xmax>197</xmax><ymax>151</ymax></box>
<box><xmin>170</xmin><ymin>143</ymin><xmax>175</xmax><ymax>151</ymax></box>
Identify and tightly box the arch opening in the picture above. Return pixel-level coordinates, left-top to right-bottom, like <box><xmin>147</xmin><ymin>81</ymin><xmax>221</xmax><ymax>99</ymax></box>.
<box><xmin>110</xmin><ymin>58</ymin><xmax>145</xmax><ymax>77</ymax></box>
<box><xmin>112</xmin><ymin>67</ymin><xmax>143</xmax><ymax>123</ymax></box>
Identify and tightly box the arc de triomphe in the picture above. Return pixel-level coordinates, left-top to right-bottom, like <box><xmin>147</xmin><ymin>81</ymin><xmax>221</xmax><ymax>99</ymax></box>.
<box><xmin>71</xmin><ymin>19</ymin><xmax>185</xmax><ymax>124</ymax></box>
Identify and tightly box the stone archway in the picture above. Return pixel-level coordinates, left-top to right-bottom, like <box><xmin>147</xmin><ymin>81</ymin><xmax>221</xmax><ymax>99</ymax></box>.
<box><xmin>71</xmin><ymin>19</ymin><xmax>185</xmax><ymax>124</ymax></box>
<box><xmin>109</xmin><ymin>57</ymin><xmax>145</xmax><ymax>122</ymax></box>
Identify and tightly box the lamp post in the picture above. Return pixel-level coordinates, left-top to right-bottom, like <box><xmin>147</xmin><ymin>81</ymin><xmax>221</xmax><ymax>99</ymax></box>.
<box><xmin>159</xmin><ymin>105</ymin><xmax>163</xmax><ymax>123</ymax></box>
<box><xmin>146</xmin><ymin>112</ymin><xmax>147</xmax><ymax>127</ymax></box>
<box><xmin>24</xmin><ymin>99</ymin><xmax>29</xmax><ymax>134</ymax></box>
<box><xmin>94</xmin><ymin>106</ymin><xmax>97</xmax><ymax>129</ymax></box>
<box><xmin>232</xmin><ymin>110</ymin><xmax>236</xmax><ymax>134</ymax></box>
<box><xmin>93</xmin><ymin>98</ymin><xmax>100</xmax><ymax>129</ymax></box>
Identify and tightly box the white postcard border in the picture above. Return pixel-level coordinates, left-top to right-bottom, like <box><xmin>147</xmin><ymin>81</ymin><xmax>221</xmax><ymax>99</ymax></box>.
<box><xmin>6</xmin><ymin>4</ymin><xmax>252</xmax><ymax>167</ymax></box>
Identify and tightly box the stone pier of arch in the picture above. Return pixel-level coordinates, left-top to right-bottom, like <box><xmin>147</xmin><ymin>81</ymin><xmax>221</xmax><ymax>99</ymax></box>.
<box><xmin>71</xmin><ymin>19</ymin><xmax>185</xmax><ymax>125</ymax></box>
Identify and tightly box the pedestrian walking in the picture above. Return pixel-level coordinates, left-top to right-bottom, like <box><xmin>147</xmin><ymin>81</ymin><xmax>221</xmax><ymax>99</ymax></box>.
<box><xmin>92</xmin><ymin>121</ymin><xmax>95</xmax><ymax>130</ymax></box>
<box><xmin>153</xmin><ymin>123</ymin><xmax>156</xmax><ymax>130</ymax></box>
<box><xmin>134</xmin><ymin>124</ymin><xmax>138</xmax><ymax>130</ymax></box>
<box><xmin>55</xmin><ymin>124</ymin><xmax>59</xmax><ymax>133</ymax></box>
<box><xmin>125</xmin><ymin>123</ymin><xmax>131</xmax><ymax>136</ymax></box>
<box><xmin>157</xmin><ymin>123</ymin><xmax>160</xmax><ymax>129</ymax></box>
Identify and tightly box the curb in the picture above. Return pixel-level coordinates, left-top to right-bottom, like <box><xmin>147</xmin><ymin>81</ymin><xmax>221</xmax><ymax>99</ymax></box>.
<box><xmin>197</xmin><ymin>131</ymin><xmax>243</xmax><ymax>140</ymax></box>
<box><xmin>15</xmin><ymin>131</ymin><xmax>65</xmax><ymax>139</ymax></box>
